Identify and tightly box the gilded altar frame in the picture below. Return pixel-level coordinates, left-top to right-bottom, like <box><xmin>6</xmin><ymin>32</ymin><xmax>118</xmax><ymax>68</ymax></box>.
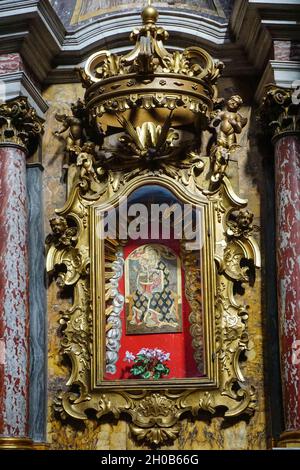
<box><xmin>48</xmin><ymin>173</ymin><xmax>260</xmax><ymax>445</ymax></box>
<box><xmin>92</xmin><ymin>176</ymin><xmax>215</xmax><ymax>388</ymax></box>
<box><xmin>47</xmin><ymin>3</ymin><xmax>261</xmax><ymax>446</ymax></box>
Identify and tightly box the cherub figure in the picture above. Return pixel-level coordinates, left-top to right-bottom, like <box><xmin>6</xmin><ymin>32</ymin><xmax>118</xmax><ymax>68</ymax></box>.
<box><xmin>210</xmin><ymin>95</ymin><xmax>247</xmax><ymax>183</ymax></box>
<box><xmin>76</xmin><ymin>141</ymin><xmax>107</xmax><ymax>194</ymax></box>
<box><xmin>226</xmin><ymin>209</ymin><xmax>254</xmax><ymax>238</ymax></box>
<box><xmin>54</xmin><ymin>99</ymin><xmax>85</xmax><ymax>153</ymax></box>
<box><xmin>46</xmin><ymin>215</ymin><xmax>77</xmax><ymax>248</ymax></box>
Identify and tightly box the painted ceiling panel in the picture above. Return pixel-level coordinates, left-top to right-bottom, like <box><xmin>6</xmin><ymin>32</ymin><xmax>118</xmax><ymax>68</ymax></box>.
<box><xmin>49</xmin><ymin>0</ymin><xmax>233</xmax><ymax>28</ymax></box>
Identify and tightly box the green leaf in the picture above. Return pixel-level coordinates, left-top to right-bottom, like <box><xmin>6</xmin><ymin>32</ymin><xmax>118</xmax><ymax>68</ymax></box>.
<box><xmin>153</xmin><ymin>372</ymin><xmax>161</xmax><ymax>380</ymax></box>
<box><xmin>163</xmin><ymin>366</ymin><xmax>170</xmax><ymax>375</ymax></box>
<box><xmin>136</xmin><ymin>355</ymin><xmax>146</xmax><ymax>361</ymax></box>
<box><xmin>131</xmin><ymin>366</ymin><xmax>145</xmax><ymax>375</ymax></box>
<box><xmin>142</xmin><ymin>371</ymin><xmax>151</xmax><ymax>379</ymax></box>
<box><xmin>154</xmin><ymin>363</ymin><xmax>165</xmax><ymax>372</ymax></box>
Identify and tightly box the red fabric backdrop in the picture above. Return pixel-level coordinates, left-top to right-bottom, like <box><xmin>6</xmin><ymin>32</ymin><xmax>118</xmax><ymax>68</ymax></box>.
<box><xmin>104</xmin><ymin>238</ymin><xmax>203</xmax><ymax>380</ymax></box>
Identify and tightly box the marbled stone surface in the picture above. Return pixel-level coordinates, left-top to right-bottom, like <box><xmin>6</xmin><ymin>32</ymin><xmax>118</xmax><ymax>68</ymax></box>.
<box><xmin>275</xmin><ymin>136</ymin><xmax>300</xmax><ymax>431</ymax></box>
<box><xmin>0</xmin><ymin>147</ymin><xmax>29</xmax><ymax>437</ymax></box>
<box><xmin>0</xmin><ymin>54</ymin><xmax>23</xmax><ymax>76</ymax></box>
<box><xmin>27</xmin><ymin>166</ymin><xmax>47</xmax><ymax>442</ymax></box>
<box><xmin>274</xmin><ymin>41</ymin><xmax>300</xmax><ymax>61</ymax></box>
<box><xmin>43</xmin><ymin>82</ymin><xmax>268</xmax><ymax>449</ymax></box>
<box><xmin>42</xmin><ymin>84</ymin><xmax>84</xmax><ymax>448</ymax></box>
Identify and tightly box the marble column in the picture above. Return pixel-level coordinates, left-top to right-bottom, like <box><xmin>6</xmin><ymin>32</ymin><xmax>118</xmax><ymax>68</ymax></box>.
<box><xmin>27</xmin><ymin>163</ymin><xmax>47</xmax><ymax>445</ymax></box>
<box><xmin>0</xmin><ymin>97</ymin><xmax>43</xmax><ymax>449</ymax></box>
<box><xmin>261</xmin><ymin>85</ymin><xmax>300</xmax><ymax>447</ymax></box>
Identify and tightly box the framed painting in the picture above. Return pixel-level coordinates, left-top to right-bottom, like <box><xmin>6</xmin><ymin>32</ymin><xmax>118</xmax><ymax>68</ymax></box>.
<box><xmin>125</xmin><ymin>243</ymin><xmax>182</xmax><ymax>335</ymax></box>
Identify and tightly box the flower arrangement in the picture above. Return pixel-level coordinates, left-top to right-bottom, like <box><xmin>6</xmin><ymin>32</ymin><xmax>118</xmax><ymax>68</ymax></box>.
<box><xmin>124</xmin><ymin>348</ymin><xmax>170</xmax><ymax>379</ymax></box>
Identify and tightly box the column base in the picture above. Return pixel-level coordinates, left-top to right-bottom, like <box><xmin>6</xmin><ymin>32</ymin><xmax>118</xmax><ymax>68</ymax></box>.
<box><xmin>0</xmin><ymin>437</ymin><xmax>33</xmax><ymax>450</ymax></box>
<box><xmin>277</xmin><ymin>430</ymin><xmax>300</xmax><ymax>448</ymax></box>
<box><xmin>32</xmin><ymin>442</ymin><xmax>50</xmax><ymax>450</ymax></box>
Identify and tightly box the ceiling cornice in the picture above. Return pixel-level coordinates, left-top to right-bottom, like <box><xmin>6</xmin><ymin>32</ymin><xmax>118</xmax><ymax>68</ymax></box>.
<box><xmin>250</xmin><ymin>0</ymin><xmax>300</xmax><ymax>40</ymax></box>
<box><xmin>0</xmin><ymin>71</ymin><xmax>48</xmax><ymax>116</ymax></box>
<box><xmin>0</xmin><ymin>0</ymin><xmax>65</xmax><ymax>82</ymax></box>
<box><xmin>0</xmin><ymin>0</ymin><xmax>298</xmax><ymax>86</ymax></box>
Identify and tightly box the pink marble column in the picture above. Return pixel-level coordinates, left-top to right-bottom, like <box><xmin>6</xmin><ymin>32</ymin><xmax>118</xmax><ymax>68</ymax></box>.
<box><xmin>0</xmin><ymin>97</ymin><xmax>43</xmax><ymax>449</ymax></box>
<box><xmin>275</xmin><ymin>135</ymin><xmax>300</xmax><ymax>440</ymax></box>
<box><xmin>0</xmin><ymin>146</ymin><xmax>31</xmax><ymax>443</ymax></box>
<box><xmin>261</xmin><ymin>85</ymin><xmax>300</xmax><ymax>447</ymax></box>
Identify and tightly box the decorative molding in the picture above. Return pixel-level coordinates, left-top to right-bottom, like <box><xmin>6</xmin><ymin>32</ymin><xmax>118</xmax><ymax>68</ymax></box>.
<box><xmin>104</xmin><ymin>243</ymin><xmax>124</xmax><ymax>375</ymax></box>
<box><xmin>0</xmin><ymin>437</ymin><xmax>33</xmax><ymax>450</ymax></box>
<box><xmin>255</xmin><ymin>61</ymin><xmax>300</xmax><ymax>103</ymax></box>
<box><xmin>229</xmin><ymin>0</ymin><xmax>272</xmax><ymax>73</ymax></box>
<box><xmin>0</xmin><ymin>71</ymin><xmax>48</xmax><ymax>116</ymax></box>
<box><xmin>2</xmin><ymin>0</ymin><xmax>299</xmax><ymax>86</ymax></box>
<box><xmin>230</xmin><ymin>0</ymin><xmax>300</xmax><ymax>85</ymax></box>
<box><xmin>31</xmin><ymin>442</ymin><xmax>50</xmax><ymax>450</ymax></box>
<box><xmin>277</xmin><ymin>430</ymin><xmax>300</xmax><ymax>448</ymax></box>
<box><xmin>64</xmin><ymin>10</ymin><xmax>231</xmax><ymax>52</ymax></box>
<box><xmin>69</xmin><ymin>0</ymin><xmax>228</xmax><ymax>26</ymax></box>
<box><xmin>0</xmin><ymin>0</ymin><xmax>65</xmax><ymax>83</ymax></box>
<box><xmin>250</xmin><ymin>0</ymin><xmax>300</xmax><ymax>40</ymax></box>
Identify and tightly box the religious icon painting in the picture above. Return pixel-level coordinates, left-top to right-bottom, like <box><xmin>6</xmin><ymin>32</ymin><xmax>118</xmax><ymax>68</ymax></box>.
<box><xmin>125</xmin><ymin>244</ymin><xmax>182</xmax><ymax>334</ymax></box>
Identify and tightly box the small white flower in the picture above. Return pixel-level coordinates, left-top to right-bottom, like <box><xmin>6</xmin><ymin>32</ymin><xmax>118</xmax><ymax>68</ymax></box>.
<box><xmin>124</xmin><ymin>351</ymin><xmax>135</xmax><ymax>362</ymax></box>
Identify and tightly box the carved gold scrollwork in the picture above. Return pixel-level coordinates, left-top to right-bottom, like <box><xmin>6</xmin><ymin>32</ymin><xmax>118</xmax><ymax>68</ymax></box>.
<box><xmin>47</xmin><ymin>175</ymin><xmax>260</xmax><ymax>445</ymax></box>
<box><xmin>260</xmin><ymin>84</ymin><xmax>300</xmax><ymax>141</ymax></box>
<box><xmin>181</xmin><ymin>244</ymin><xmax>204</xmax><ymax>373</ymax></box>
<box><xmin>0</xmin><ymin>96</ymin><xmax>43</xmax><ymax>154</ymax></box>
<box><xmin>47</xmin><ymin>4</ymin><xmax>260</xmax><ymax>447</ymax></box>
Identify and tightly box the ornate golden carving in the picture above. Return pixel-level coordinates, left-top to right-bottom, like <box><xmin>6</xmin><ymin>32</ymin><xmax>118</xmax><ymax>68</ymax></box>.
<box><xmin>47</xmin><ymin>178</ymin><xmax>260</xmax><ymax>445</ymax></box>
<box><xmin>161</xmin><ymin>151</ymin><xmax>205</xmax><ymax>189</ymax></box>
<box><xmin>74</xmin><ymin>3</ymin><xmax>223</xmax><ymax>145</ymax></box>
<box><xmin>226</xmin><ymin>209</ymin><xmax>257</xmax><ymax>238</ymax></box>
<box><xmin>0</xmin><ymin>96</ymin><xmax>43</xmax><ymax>154</ymax></box>
<box><xmin>83</xmin><ymin>6</ymin><xmax>222</xmax><ymax>84</ymax></box>
<box><xmin>46</xmin><ymin>216</ymin><xmax>78</xmax><ymax>248</ymax></box>
<box><xmin>117</xmin><ymin>113</ymin><xmax>179</xmax><ymax>161</ymax></box>
<box><xmin>129</xmin><ymin>393</ymin><xmax>181</xmax><ymax>445</ymax></box>
<box><xmin>47</xmin><ymin>4</ymin><xmax>260</xmax><ymax>446</ymax></box>
<box><xmin>54</xmin><ymin>99</ymin><xmax>85</xmax><ymax>152</ymax></box>
<box><xmin>260</xmin><ymin>84</ymin><xmax>300</xmax><ymax>141</ymax></box>
<box><xmin>210</xmin><ymin>95</ymin><xmax>248</xmax><ymax>183</ymax></box>
<box><xmin>181</xmin><ymin>243</ymin><xmax>204</xmax><ymax>373</ymax></box>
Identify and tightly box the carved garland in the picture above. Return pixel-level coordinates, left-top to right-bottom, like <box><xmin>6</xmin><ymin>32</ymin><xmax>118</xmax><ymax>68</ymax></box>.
<box><xmin>104</xmin><ymin>240</ymin><xmax>125</xmax><ymax>375</ymax></box>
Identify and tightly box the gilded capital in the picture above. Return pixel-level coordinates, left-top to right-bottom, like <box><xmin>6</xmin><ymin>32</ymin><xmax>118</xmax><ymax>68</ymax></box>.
<box><xmin>260</xmin><ymin>84</ymin><xmax>300</xmax><ymax>142</ymax></box>
<box><xmin>0</xmin><ymin>96</ymin><xmax>44</xmax><ymax>154</ymax></box>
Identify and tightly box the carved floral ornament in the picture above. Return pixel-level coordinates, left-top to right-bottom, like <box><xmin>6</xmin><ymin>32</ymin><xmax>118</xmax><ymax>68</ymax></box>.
<box><xmin>0</xmin><ymin>97</ymin><xmax>44</xmax><ymax>154</ymax></box>
<box><xmin>47</xmin><ymin>3</ymin><xmax>260</xmax><ymax>446</ymax></box>
<box><xmin>259</xmin><ymin>84</ymin><xmax>300</xmax><ymax>142</ymax></box>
